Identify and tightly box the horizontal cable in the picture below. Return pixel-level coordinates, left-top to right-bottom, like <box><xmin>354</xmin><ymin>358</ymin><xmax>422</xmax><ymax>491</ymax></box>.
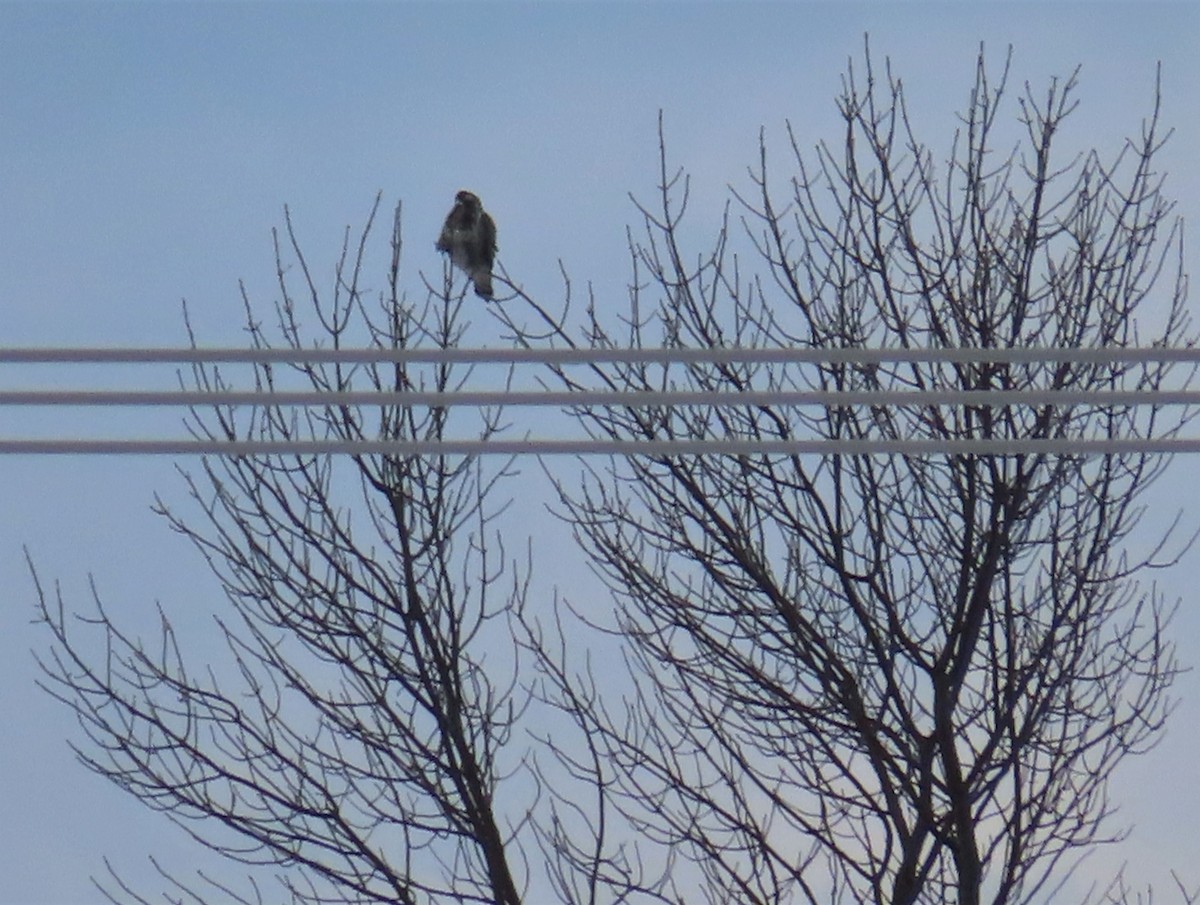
<box><xmin>1</xmin><ymin>437</ymin><xmax>1196</xmax><ymax>457</ymax></box>
<box><xmin>4</xmin><ymin>347</ymin><xmax>1195</xmax><ymax>455</ymax></box>
<box><xmin>2</xmin><ymin>388</ymin><xmax>1198</xmax><ymax>408</ymax></box>
<box><xmin>2</xmin><ymin>346</ymin><xmax>1200</xmax><ymax>366</ymax></box>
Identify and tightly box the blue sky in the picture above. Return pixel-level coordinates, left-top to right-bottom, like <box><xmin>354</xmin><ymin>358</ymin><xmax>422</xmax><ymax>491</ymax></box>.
<box><xmin>2</xmin><ymin>2</ymin><xmax>1198</xmax><ymax>902</ymax></box>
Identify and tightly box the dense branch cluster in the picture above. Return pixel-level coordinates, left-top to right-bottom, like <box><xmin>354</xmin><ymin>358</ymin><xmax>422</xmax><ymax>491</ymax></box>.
<box><xmin>34</xmin><ymin>45</ymin><xmax>1195</xmax><ymax>905</ymax></box>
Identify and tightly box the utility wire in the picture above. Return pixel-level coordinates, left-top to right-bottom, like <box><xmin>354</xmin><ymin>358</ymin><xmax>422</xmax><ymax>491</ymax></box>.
<box><xmin>3</xmin><ymin>346</ymin><xmax>1195</xmax><ymax>456</ymax></box>
<box><xmin>1</xmin><ymin>389</ymin><xmax>1197</xmax><ymax>408</ymax></box>
<box><xmin>3</xmin><ymin>438</ymin><xmax>1199</xmax><ymax>457</ymax></box>
<box><xmin>2</xmin><ymin>345</ymin><xmax>1200</xmax><ymax>366</ymax></box>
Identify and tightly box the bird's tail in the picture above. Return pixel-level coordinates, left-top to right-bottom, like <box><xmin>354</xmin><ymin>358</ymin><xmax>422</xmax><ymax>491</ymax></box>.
<box><xmin>471</xmin><ymin>269</ymin><xmax>494</xmax><ymax>300</ymax></box>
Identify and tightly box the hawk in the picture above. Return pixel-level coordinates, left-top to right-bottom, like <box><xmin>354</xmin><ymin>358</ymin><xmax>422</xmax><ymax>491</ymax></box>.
<box><xmin>436</xmin><ymin>190</ymin><xmax>497</xmax><ymax>299</ymax></box>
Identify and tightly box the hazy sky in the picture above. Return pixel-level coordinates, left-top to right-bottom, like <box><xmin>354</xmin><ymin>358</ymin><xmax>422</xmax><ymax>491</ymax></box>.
<box><xmin>2</xmin><ymin>2</ymin><xmax>1198</xmax><ymax>903</ymax></box>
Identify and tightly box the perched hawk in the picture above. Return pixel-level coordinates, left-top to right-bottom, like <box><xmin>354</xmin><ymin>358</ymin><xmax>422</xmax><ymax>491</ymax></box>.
<box><xmin>436</xmin><ymin>190</ymin><xmax>497</xmax><ymax>299</ymax></box>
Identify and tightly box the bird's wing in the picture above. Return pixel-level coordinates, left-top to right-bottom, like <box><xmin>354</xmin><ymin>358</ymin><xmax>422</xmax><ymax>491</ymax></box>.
<box><xmin>480</xmin><ymin>212</ymin><xmax>497</xmax><ymax>266</ymax></box>
<box><xmin>435</xmin><ymin>215</ymin><xmax>454</xmax><ymax>252</ymax></box>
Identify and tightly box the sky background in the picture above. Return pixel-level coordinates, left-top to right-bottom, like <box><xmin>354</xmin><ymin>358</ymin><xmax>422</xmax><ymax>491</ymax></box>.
<box><xmin>2</xmin><ymin>2</ymin><xmax>1198</xmax><ymax>903</ymax></box>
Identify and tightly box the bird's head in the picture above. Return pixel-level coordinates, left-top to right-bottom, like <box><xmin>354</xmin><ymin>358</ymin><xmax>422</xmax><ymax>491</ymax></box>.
<box><xmin>455</xmin><ymin>190</ymin><xmax>480</xmax><ymax>209</ymax></box>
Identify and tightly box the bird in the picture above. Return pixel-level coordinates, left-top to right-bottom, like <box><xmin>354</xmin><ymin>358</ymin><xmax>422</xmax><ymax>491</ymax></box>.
<box><xmin>436</xmin><ymin>190</ymin><xmax>497</xmax><ymax>299</ymax></box>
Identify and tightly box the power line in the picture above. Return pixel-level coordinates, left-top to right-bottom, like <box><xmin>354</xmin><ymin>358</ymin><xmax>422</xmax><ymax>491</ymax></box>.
<box><xmin>3</xmin><ymin>346</ymin><xmax>1194</xmax><ymax>456</ymax></box>
<box><xmin>2</xmin><ymin>345</ymin><xmax>1200</xmax><ymax>366</ymax></box>
<box><xmin>1</xmin><ymin>388</ymin><xmax>1197</xmax><ymax>408</ymax></box>
<box><xmin>3</xmin><ymin>437</ymin><xmax>1198</xmax><ymax>457</ymax></box>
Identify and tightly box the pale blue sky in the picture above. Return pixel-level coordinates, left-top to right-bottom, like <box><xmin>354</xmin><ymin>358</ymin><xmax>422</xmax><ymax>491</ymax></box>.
<box><xmin>2</xmin><ymin>2</ymin><xmax>1198</xmax><ymax>903</ymax></box>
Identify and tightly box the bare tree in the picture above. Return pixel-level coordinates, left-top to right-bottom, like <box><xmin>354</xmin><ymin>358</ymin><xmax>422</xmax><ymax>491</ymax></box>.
<box><xmin>500</xmin><ymin>44</ymin><xmax>1194</xmax><ymax>905</ymax></box>
<box><xmin>33</xmin><ymin>42</ymin><xmax>1194</xmax><ymax>905</ymax></box>
<box><xmin>35</xmin><ymin>197</ymin><xmax>532</xmax><ymax>905</ymax></box>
